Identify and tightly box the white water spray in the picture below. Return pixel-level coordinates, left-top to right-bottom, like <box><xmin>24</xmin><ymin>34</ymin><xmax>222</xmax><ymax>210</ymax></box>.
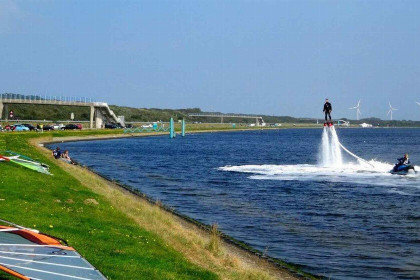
<box><xmin>319</xmin><ymin>126</ymin><xmax>343</xmax><ymax>167</ymax></box>
<box><xmin>220</xmin><ymin>126</ymin><xmax>420</xmax><ymax>189</ymax></box>
<box><xmin>319</xmin><ymin>126</ymin><xmax>375</xmax><ymax>167</ymax></box>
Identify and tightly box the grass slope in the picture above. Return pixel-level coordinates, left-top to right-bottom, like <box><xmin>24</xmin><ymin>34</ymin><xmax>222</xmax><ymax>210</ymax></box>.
<box><xmin>0</xmin><ymin>131</ymin><xmax>216</xmax><ymax>280</ymax></box>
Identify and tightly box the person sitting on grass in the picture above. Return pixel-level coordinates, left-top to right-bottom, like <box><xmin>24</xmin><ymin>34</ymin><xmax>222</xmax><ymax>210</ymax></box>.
<box><xmin>61</xmin><ymin>150</ymin><xmax>77</xmax><ymax>165</ymax></box>
<box><xmin>52</xmin><ymin>147</ymin><xmax>61</xmax><ymax>159</ymax></box>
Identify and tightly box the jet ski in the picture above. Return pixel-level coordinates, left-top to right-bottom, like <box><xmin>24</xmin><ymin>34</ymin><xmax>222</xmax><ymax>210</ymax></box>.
<box><xmin>390</xmin><ymin>164</ymin><xmax>416</xmax><ymax>175</ymax></box>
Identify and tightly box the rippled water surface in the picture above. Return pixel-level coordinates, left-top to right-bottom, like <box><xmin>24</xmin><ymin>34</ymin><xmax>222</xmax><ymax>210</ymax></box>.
<box><xmin>52</xmin><ymin>129</ymin><xmax>420</xmax><ymax>279</ymax></box>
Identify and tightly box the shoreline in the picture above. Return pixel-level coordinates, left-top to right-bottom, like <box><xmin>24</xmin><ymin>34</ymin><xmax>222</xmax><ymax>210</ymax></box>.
<box><xmin>34</xmin><ymin>129</ymin><xmax>318</xmax><ymax>280</ymax></box>
<box><xmin>42</xmin><ymin>127</ymin><xmax>282</xmax><ymax>144</ymax></box>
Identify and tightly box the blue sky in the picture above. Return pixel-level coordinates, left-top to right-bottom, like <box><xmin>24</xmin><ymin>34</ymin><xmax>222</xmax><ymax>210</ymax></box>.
<box><xmin>1</xmin><ymin>0</ymin><xmax>420</xmax><ymax>120</ymax></box>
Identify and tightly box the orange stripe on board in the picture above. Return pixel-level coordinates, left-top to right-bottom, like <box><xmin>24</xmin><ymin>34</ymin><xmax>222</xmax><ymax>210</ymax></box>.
<box><xmin>0</xmin><ymin>226</ymin><xmax>75</xmax><ymax>251</ymax></box>
<box><xmin>0</xmin><ymin>156</ymin><xmax>10</xmax><ymax>161</ymax></box>
<box><xmin>0</xmin><ymin>264</ymin><xmax>30</xmax><ymax>280</ymax></box>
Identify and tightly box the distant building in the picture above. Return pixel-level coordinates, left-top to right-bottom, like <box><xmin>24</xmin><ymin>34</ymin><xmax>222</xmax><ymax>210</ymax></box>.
<box><xmin>360</xmin><ymin>123</ymin><xmax>373</xmax><ymax>128</ymax></box>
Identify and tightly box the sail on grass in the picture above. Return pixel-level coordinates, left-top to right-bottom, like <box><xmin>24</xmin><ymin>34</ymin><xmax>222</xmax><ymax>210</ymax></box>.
<box><xmin>0</xmin><ymin>220</ymin><xmax>106</xmax><ymax>280</ymax></box>
<box><xmin>0</xmin><ymin>151</ymin><xmax>51</xmax><ymax>175</ymax></box>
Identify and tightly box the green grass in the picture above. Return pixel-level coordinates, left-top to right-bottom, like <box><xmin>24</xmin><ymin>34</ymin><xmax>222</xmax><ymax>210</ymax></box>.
<box><xmin>0</xmin><ymin>131</ymin><xmax>217</xmax><ymax>280</ymax></box>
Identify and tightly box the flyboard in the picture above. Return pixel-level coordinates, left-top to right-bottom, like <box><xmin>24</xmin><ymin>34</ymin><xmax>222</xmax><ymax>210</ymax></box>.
<box><xmin>323</xmin><ymin>121</ymin><xmax>334</xmax><ymax>127</ymax></box>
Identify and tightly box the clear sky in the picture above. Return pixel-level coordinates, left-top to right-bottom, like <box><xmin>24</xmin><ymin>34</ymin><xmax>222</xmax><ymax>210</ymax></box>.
<box><xmin>1</xmin><ymin>0</ymin><xmax>420</xmax><ymax>120</ymax></box>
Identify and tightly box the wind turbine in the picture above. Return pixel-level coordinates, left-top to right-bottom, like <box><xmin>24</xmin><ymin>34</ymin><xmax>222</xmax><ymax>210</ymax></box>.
<box><xmin>349</xmin><ymin>100</ymin><xmax>361</xmax><ymax>120</ymax></box>
<box><xmin>416</xmin><ymin>101</ymin><xmax>420</xmax><ymax>106</ymax></box>
<box><xmin>387</xmin><ymin>102</ymin><xmax>397</xmax><ymax>120</ymax></box>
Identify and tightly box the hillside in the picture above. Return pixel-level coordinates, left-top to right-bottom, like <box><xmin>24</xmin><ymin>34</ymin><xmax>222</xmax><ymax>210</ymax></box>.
<box><xmin>2</xmin><ymin>94</ymin><xmax>420</xmax><ymax>126</ymax></box>
<box><xmin>0</xmin><ymin>103</ymin><xmax>321</xmax><ymax>124</ymax></box>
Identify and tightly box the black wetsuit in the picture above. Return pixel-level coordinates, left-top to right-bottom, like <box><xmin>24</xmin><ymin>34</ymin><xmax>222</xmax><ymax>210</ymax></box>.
<box><xmin>323</xmin><ymin>102</ymin><xmax>332</xmax><ymax>121</ymax></box>
<box><xmin>53</xmin><ymin>149</ymin><xmax>61</xmax><ymax>159</ymax></box>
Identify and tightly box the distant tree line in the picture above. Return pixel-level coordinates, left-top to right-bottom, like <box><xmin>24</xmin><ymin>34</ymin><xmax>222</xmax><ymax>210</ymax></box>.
<box><xmin>2</xmin><ymin>93</ymin><xmax>420</xmax><ymax>126</ymax></box>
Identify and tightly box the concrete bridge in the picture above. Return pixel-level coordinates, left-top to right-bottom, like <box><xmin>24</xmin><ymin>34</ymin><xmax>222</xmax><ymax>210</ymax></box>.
<box><xmin>188</xmin><ymin>113</ymin><xmax>264</xmax><ymax>125</ymax></box>
<box><xmin>0</xmin><ymin>95</ymin><xmax>124</xmax><ymax>128</ymax></box>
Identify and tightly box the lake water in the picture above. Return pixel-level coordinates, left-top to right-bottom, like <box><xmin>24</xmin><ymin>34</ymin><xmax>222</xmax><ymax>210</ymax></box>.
<box><xmin>52</xmin><ymin>129</ymin><xmax>420</xmax><ymax>279</ymax></box>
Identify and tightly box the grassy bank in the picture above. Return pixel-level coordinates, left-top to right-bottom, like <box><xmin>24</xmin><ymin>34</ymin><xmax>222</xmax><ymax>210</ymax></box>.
<box><xmin>0</xmin><ymin>129</ymin><xmax>313</xmax><ymax>280</ymax></box>
<box><xmin>0</xmin><ymin>131</ymin><xmax>217</xmax><ymax>279</ymax></box>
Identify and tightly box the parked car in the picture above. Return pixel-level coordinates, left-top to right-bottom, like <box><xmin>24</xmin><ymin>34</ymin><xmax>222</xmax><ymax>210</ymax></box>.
<box><xmin>141</xmin><ymin>124</ymin><xmax>153</xmax><ymax>128</ymax></box>
<box><xmin>22</xmin><ymin>124</ymin><xmax>37</xmax><ymax>131</ymax></box>
<box><xmin>12</xmin><ymin>124</ymin><xmax>30</xmax><ymax>132</ymax></box>
<box><xmin>75</xmin><ymin>124</ymin><xmax>83</xmax><ymax>130</ymax></box>
<box><xmin>125</xmin><ymin>124</ymin><xmax>133</xmax><ymax>128</ymax></box>
<box><xmin>53</xmin><ymin>123</ymin><xmax>65</xmax><ymax>130</ymax></box>
<box><xmin>105</xmin><ymin>123</ymin><xmax>118</xmax><ymax>129</ymax></box>
<box><xmin>63</xmin><ymin>124</ymin><xmax>81</xmax><ymax>130</ymax></box>
<box><xmin>4</xmin><ymin>124</ymin><xmax>13</xmax><ymax>131</ymax></box>
<box><xmin>44</xmin><ymin>125</ymin><xmax>54</xmax><ymax>131</ymax></box>
<box><xmin>37</xmin><ymin>124</ymin><xmax>54</xmax><ymax>131</ymax></box>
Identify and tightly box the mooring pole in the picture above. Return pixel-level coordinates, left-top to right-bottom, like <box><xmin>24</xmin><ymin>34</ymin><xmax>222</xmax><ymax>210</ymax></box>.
<box><xmin>181</xmin><ymin>119</ymin><xmax>185</xmax><ymax>137</ymax></box>
<box><xmin>170</xmin><ymin>117</ymin><xmax>174</xmax><ymax>138</ymax></box>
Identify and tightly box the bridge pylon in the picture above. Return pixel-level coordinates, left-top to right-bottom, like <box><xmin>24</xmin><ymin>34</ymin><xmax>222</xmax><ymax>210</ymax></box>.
<box><xmin>0</xmin><ymin>102</ymin><xmax>3</xmax><ymax>120</ymax></box>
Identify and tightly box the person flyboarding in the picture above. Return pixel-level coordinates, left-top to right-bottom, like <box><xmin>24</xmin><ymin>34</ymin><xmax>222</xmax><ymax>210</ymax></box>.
<box><xmin>323</xmin><ymin>98</ymin><xmax>333</xmax><ymax>126</ymax></box>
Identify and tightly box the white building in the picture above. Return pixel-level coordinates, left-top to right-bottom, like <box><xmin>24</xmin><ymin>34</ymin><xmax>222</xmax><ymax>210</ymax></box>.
<box><xmin>360</xmin><ymin>123</ymin><xmax>373</xmax><ymax>128</ymax></box>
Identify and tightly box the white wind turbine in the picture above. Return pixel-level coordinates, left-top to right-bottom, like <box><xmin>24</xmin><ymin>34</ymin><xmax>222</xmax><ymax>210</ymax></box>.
<box><xmin>387</xmin><ymin>102</ymin><xmax>397</xmax><ymax>120</ymax></box>
<box><xmin>416</xmin><ymin>101</ymin><xmax>420</xmax><ymax>107</ymax></box>
<box><xmin>349</xmin><ymin>100</ymin><xmax>361</xmax><ymax>120</ymax></box>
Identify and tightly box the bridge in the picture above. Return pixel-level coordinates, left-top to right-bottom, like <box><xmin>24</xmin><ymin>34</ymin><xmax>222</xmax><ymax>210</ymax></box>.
<box><xmin>0</xmin><ymin>94</ymin><xmax>124</xmax><ymax>128</ymax></box>
<box><xmin>188</xmin><ymin>113</ymin><xmax>264</xmax><ymax>125</ymax></box>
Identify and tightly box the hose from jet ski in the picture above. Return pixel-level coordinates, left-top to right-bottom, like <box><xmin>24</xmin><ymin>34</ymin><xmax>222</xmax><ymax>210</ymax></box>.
<box><xmin>338</xmin><ymin>141</ymin><xmax>375</xmax><ymax>167</ymax></box>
